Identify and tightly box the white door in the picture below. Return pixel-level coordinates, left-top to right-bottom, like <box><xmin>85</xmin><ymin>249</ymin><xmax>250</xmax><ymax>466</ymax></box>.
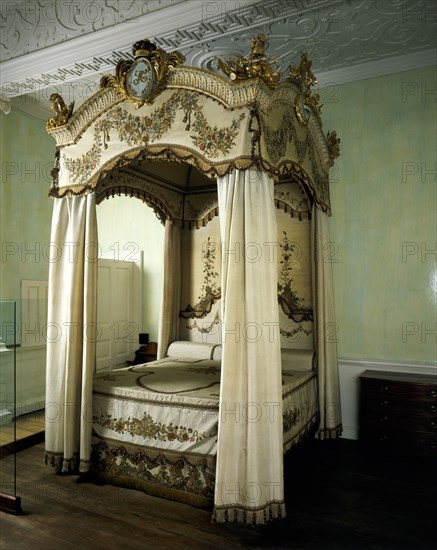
<box><xmin>96</xmin><ymin>256</ymin><xmax>142</xmax><ymax>372</ymax></box>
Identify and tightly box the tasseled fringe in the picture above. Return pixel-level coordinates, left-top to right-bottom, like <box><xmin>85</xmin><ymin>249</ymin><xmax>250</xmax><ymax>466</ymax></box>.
<box><xmin>62</xmin><ymin>458</ymin><xmax>73</xmax><ymax>473</ymax></box>
<box><xmin>283</xmin><ymin>413</ymin><xmax>318</xmax><ymax>454</ymax></box>
<box><xmin>91</xmin><ymin>470</ymin><xmax>213</xmax><ymax>510</ymax></box>
<box><xmin>44</xmin><ymin>451</ymin><xmax>90</xmax><ymax>474</ymax></box>
<box><xmin>274</xmin><ymin>199</ymin><xmax>311</xmax><ymax>221</ymax></box>
<box><xmin>212</xmin><ymin>501</ymin><xmax>286</xmax><ymax>525</ymax></box>
<box><xmin>44</xmin><ymin>451</ymin><xmax>64</xmax><ymax>473</ymax></box>
<box><xmin>79</xmin><ymin>459</ymin><xmax>90</xmax><ymax>473</ymax></box>
<box><xmin>317</xmin><ymin>423</ymin><xmax>343</xmax><ymax>440</ymax></box>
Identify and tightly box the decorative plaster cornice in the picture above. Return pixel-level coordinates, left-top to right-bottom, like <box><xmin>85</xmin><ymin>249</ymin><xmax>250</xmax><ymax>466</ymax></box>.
<box><xmin>0</xmin><ymin>0</ymin><xmax>186</xmax><ymax>62</ymax></box>
<box><xmin>1</xmin><ymin>0</ymin><xmax>435</xmax><ymax>119</ymax></box>
<box><xmin>0</xmin><ymin>0</ymin><xmax>267</xmax><ymax>95</ymax></box>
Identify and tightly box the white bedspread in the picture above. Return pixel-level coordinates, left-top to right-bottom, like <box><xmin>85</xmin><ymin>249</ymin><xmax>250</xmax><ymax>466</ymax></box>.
<box><xmin>92</xmin><ymin>357</ymin><xmax>317</xmax><ymax>459</ymax></box>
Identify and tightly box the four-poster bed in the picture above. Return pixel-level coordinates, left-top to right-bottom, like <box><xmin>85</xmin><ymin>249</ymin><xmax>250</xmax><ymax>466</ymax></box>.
<box><xmin>44</xmin><ymin>35</ymin><xmax>342</xmax><ymax>524</ymax></box>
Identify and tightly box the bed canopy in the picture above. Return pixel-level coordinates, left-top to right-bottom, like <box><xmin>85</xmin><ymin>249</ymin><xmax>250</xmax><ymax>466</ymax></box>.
<box><xmin>45</xmin><ymin>35</ymin><xmax>342</xmax><ymax>524</ymax></box>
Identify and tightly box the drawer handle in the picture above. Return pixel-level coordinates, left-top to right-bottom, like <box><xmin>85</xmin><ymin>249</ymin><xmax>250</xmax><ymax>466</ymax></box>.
<box><xmin>380</xmin><ymin>400</ymin><xmax>389</xmax><ymax>407</ymax></box>
<box><xmin>430</xmin><ymin>421</ymin><xmax>436</xmax><ymax>429</ymax></box>
<box><xmin>431</xmin><ymin>405</ymin><xmax>436</xmax><ymax>413</ymax></box>
<box><xmin>379</xmin><ymin>416</ymin><xmax>388</xmax><ymax>422</ymax></box>
<box><xmin>379</xmin><ymin>386</ymin><xmax>389</xmax><ymax>392</ymax></box>
<box><xmin>432</xmin><ymin>390</ymin><xmax>437</xmax><ymax>398</ymax></box>
<box><xmin>379</xmin><ymin>435</ymin><xmax>388</xmax><ymax>441</ymax></box>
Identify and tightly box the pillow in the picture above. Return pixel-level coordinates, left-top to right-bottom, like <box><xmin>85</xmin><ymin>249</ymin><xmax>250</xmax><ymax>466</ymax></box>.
<box><xmin>167</xmin><ymin>341</ymin><xmax>217</xmax><ymax>360</ymax></box>
<box><xmin>281</xmin><ymin>348</ymin><xmax>315</xmax><ymax>371</ymax></box>
<box><xmin>211</xmin><ymin>344</ymin><xmax>222</xmax><ymax>361</ymax></box>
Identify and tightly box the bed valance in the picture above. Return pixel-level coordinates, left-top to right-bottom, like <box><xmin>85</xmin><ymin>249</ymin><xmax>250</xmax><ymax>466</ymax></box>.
<box><xmin>47</xmin><ymin>36</ymin><xmax>339</xmax><ymax>215</ymax></box>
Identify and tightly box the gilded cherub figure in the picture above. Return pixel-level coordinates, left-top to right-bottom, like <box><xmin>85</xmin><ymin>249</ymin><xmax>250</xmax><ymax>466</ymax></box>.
<box><xmin>250</xmin><ymin>33</ymin><xmax>268</xmax><ymax>57</ymax></box>
<box><xmin>288</xmin><ymin>52</ymin><xmax>322</xmax><ymax>119</ymax></box>
<box><xmin>217</xmin><ymin>33</ymin><xmax>280</xmax><ymax>88</ymax></box>
<box><xmin>288</xmin><ymin>52</ymin><xmax>318</xmax><ymax>91</ymax></box>
<box><xmin>47</xmin><ymin>93</ymin><xmax>74</xmax><ymax>129</ymax></box>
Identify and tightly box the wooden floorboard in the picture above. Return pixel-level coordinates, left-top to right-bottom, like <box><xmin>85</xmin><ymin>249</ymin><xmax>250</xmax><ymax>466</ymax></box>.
<box><xmin>0</xmin><ymin>410</ymin><xmax>45</xmax><ymax>446</ymax></box>
<box><xmin>0</xmin><ymin>439</ymin><xmax>435</xmax><ymax>550</ymax></box>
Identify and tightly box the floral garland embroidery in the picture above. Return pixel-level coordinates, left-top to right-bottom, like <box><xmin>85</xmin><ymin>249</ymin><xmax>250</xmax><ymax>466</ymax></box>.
<box><xmin>63</xmin><ymin>91</ymin><xmax>246</xmax><ymax>186</ymax></box>
<box><xmin>187</xmin><ymin>310</ymin><xmax>221</xmax><ymax>333</ymax></box>
<box><xmin>93</xmin><ymin>411</ymin><xmax>214</xmax><ymax>443</ymax></box>
<box><xmin>278</xmin><ymin>230</ymin><xmax>313</xmax><ymax>339</ymax></box>
<box><xmin>92</xmin><ymin>440</ymin><xmax>215</xmax><ymax>498</ymax></box>
<box><xmin>190</xmin><ymin>109</ymin><xmax>246</xmax><ymax>157</ymax></box>
<box><xmin>64</xmin><ymin>144</ymin><xmax>101</xmax><ymax>185</ymax></box>
<box><xmin>261</xmin><ymin>109</ymin><xmax>310</xmax><ymax>166</ymax></box>
<box><xmin>180</xmin><ymin>236</ymin><xmax>221</xmax><ymax>319</ymax></box>
<box><xmin>283</xmin><ymin>406</ymin><xmax>302</xmax><ymax>433</ymax></box>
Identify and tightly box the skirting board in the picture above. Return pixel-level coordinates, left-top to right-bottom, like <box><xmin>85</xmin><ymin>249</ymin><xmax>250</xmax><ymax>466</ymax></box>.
<box><xmin>338</xmin><ymin>358</ymin><xmax>437</xmax><ymax>440</ymax></box>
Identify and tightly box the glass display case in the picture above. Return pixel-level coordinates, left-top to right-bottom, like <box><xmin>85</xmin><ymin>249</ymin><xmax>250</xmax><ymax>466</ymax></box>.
<box><xmin>0</xmin><ymin>301</ymin><xmax>22</xmax><ymax>514</ymax></box>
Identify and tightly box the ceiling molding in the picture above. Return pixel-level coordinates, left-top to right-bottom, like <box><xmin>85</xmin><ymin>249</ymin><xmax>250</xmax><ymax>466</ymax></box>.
<box><xmin>0</xmin><ymin>0</ymin><xmax>267</xmax><ymax>94</ymax></box>
<box><xmin>0</xmin><ymin>0</ymin><xmax>186</xmax><ymax>62</ymax></box>
<box><xmin>1</xmin><ymin>0</ymin><xmax>345</xmax><ymax>97</ymax></box>
<box><xmin>2</xmin><ymin>0</ymin><xmax>436</xmax><ymax>121</ymax></box>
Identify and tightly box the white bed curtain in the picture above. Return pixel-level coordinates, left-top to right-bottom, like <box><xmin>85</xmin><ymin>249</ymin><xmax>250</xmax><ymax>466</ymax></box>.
<box><xmin>311</xmin><ymin>205</ymin><xmax>342</xmax><ymax>439</ymax></box>
<box><xmin>157</xmin><ymin>219</ymin><xmax>181</xmax><ymax>359</ymax></box>
<box><xmin>213</xmin><ymin>169</ymin><xmax>285</xmax><ymax>524</ymax></box>
<box><xmin>45</xmin><ymin>194</ymin><xmax>98</xmax><ymax>472</ymax></box>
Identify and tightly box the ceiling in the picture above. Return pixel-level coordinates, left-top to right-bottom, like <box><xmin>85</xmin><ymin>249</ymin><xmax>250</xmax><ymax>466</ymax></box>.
<box><xmin>1</xmin><ymin>0</ymin><xmax>436</xmax><ymax>119</ymax></box>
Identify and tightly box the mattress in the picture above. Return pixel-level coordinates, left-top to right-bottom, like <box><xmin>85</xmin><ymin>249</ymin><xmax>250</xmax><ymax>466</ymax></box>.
<box><xmin>91</xmin><ymin>355</ymin><xmax>317</xmax><ymax>505</ymax></box>
<box><xmin>92</xmin><ymin>357</ymin><xmax>221</xmax><ymax>459</ymax></box>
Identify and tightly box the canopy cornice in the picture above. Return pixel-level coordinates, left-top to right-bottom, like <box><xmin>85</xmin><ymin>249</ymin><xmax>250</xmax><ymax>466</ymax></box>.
<box><xmin>46</xmin><ymin>34</ymin><xmax>339</xmax><ymax>215</ymax></box>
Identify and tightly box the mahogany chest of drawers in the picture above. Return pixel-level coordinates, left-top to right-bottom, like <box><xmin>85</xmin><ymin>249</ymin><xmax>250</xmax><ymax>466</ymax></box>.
<box><xmin>359</xmin><ymin>370</ymin><xmax>437</xmax><ymax>456</ymax></box>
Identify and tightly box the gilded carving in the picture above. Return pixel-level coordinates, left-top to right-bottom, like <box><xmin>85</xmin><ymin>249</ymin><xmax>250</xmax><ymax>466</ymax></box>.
<box><xmin>217</xmin><ymin>33</ymin><xmax>280</xmax><ymax>88</ymax></box>
<box><xmin>288</xmin><ymin>52</ymin><xmax>322</xmax><ymax>126</ymax></box>
<box><xmin>100</xmin><ymin>38</ymin><xmax>184</xmax><ymax>107</ymax></box>
<box><xmin>47</xmin><ymin>93</ymin><xmax>74</xmax><ymax>129</ymax></box>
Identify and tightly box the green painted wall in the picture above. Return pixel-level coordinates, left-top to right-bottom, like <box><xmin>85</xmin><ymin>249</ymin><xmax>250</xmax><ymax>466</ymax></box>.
<box><xmin>0</xmin><ymin>107</ymin><xmax>55</xmax><ymax>305</ymax></box>
<box><xmin>320</xmin><ymin>66</ymin><xmax>437</xmax><ymax>364</ymax></box>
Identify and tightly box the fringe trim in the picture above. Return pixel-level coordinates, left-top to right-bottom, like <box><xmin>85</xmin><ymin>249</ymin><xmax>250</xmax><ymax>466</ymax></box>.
<box><xmin>44</xmin><ymin>451</ymin><xmax>65</xmax><ymax>473</ymax></box>
<box><xmin>283</xmin><ymin>414</ymin><xmax>318</xmax><ymax>454</ymax></box>
<box><xmin>89</xmin><ymin>470</ymin><xmax>213</xmax><ymax>510</ymax></box>
<box><xmin>316</xmin><ymin>423</ymin><xmax>343</xmax><ymax>440</ymax></box>
<box><xmin>212</xmin><ymin>501</ymin><xmax>286</xmax><ymax>525</ymax></box>
<box><xmin>79</xmin><ymin>459</ymin><xmax>90</xmax><ymax>473</ymax></box>
<box><xmin>44</xmin><ymin>451</ymin><xmax>91</xmax><ymax>474</ymax></box>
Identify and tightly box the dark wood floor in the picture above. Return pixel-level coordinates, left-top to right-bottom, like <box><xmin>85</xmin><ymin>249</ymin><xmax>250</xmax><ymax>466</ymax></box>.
<box><xmin>0</xmin><ymin>438</ymin><xmax>435</xmax><ymax>550</ymax></box>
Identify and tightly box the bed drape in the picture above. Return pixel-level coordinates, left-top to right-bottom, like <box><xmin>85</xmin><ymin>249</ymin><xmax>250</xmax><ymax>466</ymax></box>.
<box><xmin>45</xmin><ymin>194</ymin><xmax>98</xmax><ymax>472</ymax></box>
<box><xmin>157</xmin><ymin>220</ymin><xmax>181</xmax><ymax>359</ymax></box>
<box><xmin>311</xmin><ymin>205</ymin><xmax>342</xmax><ymax>438</ymax></box>
<box><xmin>213</xmin><ymin>169</ymin><xmax>285</xmax><ymax>524</ymax></box>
